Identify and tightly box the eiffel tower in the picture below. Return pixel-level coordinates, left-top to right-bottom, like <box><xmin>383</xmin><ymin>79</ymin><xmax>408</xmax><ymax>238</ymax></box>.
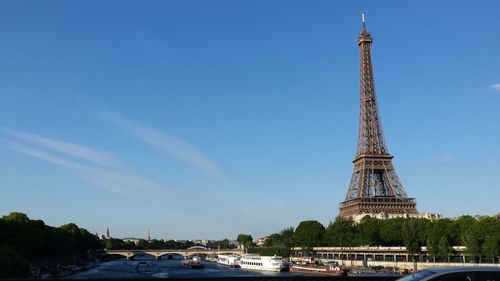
<box><xmin>339</xmin><ymin>14</ymin><xmax>418</xmax><ymax>218</ymax></box>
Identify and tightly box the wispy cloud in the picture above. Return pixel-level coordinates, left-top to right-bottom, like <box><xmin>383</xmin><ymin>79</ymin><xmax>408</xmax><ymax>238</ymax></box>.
<box><xmin>439</xmin><ymin>155</ymin><xmax>453</xmax><ymax>162</ymax></box>
<box><xmin>490</xmin><ymin>84</ymin><xmax>500</xmax><ymax>91</ymax></box>
<box><xmin>1</xmin><ymin>128</ymin><xmax>170</xmax><ymax>199</ymax></box>
<box><xmin>0</xmin><ymin>126</ymin><xmax>119</xmax><ymax>168</ymax></box>
<box><xmin>96</xmin><ymin>109</ymin><xmax>227</xmax><ymax>182</ymax></box>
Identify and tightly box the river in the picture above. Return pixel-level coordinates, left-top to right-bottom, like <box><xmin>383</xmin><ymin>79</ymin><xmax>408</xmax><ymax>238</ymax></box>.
<box><xmin>67</xmin><ymin>257</ymin><xmax>295</xmax><ymax>279</ymax></box>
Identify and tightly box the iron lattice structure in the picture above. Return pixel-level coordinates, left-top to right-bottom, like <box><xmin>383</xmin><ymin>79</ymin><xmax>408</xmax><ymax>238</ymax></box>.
<box><xmin>339</xmin><ymin>15</ymin><xmax>418</xmax><ymax>218</ymax></box>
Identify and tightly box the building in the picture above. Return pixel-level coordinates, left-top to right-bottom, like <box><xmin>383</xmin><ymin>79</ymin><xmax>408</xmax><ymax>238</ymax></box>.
<box><xmin>256</xmin><ymin>236</ymin><xmax>269</xmax><ymax>247</ymax></box>
<box><xmin>351</xmin><ymin>212</ymin><xmax>443</xmax><ymax>223</ymax></box>
<box><xmin>339</xmin><ymin>14</ymin><xmax>418</xmax><ymax>218</ymax></box>
<box><xmin>123</xmin><ymin>237</ymin><xmax>141</xmax><ymax>245</ymax></box>
<box><xmin>100</xmin><ymin>227</ymin><xmax>111</xmax><ymax>240</ymax></box>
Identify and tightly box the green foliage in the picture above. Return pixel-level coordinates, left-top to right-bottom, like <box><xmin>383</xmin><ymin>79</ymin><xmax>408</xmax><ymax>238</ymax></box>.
<box><xmin>462</xmin><ymin>228</ymin><xmax>480</xmax><ymax>262</ymax></box>
<box><xmin>324</xmin><ymin>217</ymin><xmax>356</xmax><ymax>247</ymax></box>
<box><xmin>264</xmin><ymin>233</ymin><xmax>283</xmax><ymax>247</ymax></box>
<box><xmin>280</xmin><ymin>227</ymin><xmax>294</xmax><ymax>250</ymax></box>
<box><xmin>0</xmin><ymin>212</ymin><xmax>101</xmax><ymax>262</ymax></box>
<box><xmin>379</xmin><ymin>218</ymin><xmax>404</xmax><ymax>245</ymax></box>
<box><xmin>0</xmin><ymin>245</ymin><xmax>30</xmax><ymax>278</ymax></box>
<box><xmin>482</xmin><ymin>235</ymin><xmax>499</xmax><ymax>263</ymax></box>
<box><xmin>0</xmin><ymin>212</ymin><xmax>102</xmax><ymax>278</ymax></box>
<box><xmin>438</xmin><ymin>236</ymin><xmax>452</xmax><ymax>261</ymax></box>
<box><xmin>218</xmin><ymin>239</ymin><xmax>231</xmax><ymax>249</ymax></box>
<box><xmin>426</xmin><ymin>237</ymin><xmax>439</xmax><ymax>261</ymax></box>
<box><xmin>105</xmin><ymin>238</ymin><xmax>202</xmax><ymax>250</ymax></box>
<box><xmin>355</xmin><ymin>216</ymin><xmax>381</xmax><ymax>246</ymax></box>
<box><xmin>402</xmin><ymin>219</ymin><xmax>423</xmax><ymax>264</ymax></box>
<box><xmin>2</xmin><ymin>212</ymin><xmax>31</xmax><ymax>223</ymax></box>
<box><xmin>475</xmin><ymin>217</ymin><xmax>500</xmax><ymax>241</ymax></box>
<box><xmin>426</xmin><ymin>219</ymin><xmax>457</xmax><ymax>246</ymax></box>
<box><xmin>294</xmin><ymin>220</ymin><xmax>325</xmax><ymax>253</ymax></box>
<box><xmin>263</xmin><ymin>227</ymin><xmax>295</xmax><ymax>249</ymax></box>
<box><xmin>137</xmin><ymin>239</ymin><xmax>150</xmax><ymax>249</ymax></box>
<box><xmin>237</xmin><ymin>234</ymin><xmax>253</xmax><ymax>248</ymax></box>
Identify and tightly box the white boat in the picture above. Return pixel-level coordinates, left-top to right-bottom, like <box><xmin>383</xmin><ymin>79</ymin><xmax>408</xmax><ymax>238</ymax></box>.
<box><xmin>181</xmin><ymin>256</ymin><xmax>204</xmax><ymax>269</ymax></box>
<box><xmin>239</xmin><ymin>254</ymin><xmax>288</xmax><ymax>272</ymax></box>
<box><xmin>217</xmin><ymin>254</ymin><xmax>240</xmax><ymax>267</ymax></box>
<box><xmin>206</xmin><ymin>254</ymin><xmax>218</xmax><ymax>262</ymax></box>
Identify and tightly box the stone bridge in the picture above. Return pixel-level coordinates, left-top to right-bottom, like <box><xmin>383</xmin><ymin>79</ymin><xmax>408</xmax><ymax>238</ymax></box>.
<box><xmin>104</xmin><ymin>246</ymin><xmax>242</xmax><ymax>260</ymax></box>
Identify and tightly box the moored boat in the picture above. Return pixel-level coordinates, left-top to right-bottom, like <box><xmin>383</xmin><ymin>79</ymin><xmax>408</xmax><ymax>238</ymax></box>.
<box><xmin>206</xmin><ymin>254</ymin><xmax>218</xmax><ymax>262</ymax></box>
<box><xmin>290</xmin><ymin>263</ymin><xmax>347</xmax><ymax>276</ymax></box>
<box><xmin>181</xmin><ymin>257</ymin><xmax>204</xmax><ymax>269</ymax></box>
<box><xmin>217</xmin><ymin>254</ymin><xmax>240</xmax><ymax>267</ymax></box>
<box><xmin>239</xmin><ymin>254</ymin><xmax>288</xmax><ymax>272</ymax></box>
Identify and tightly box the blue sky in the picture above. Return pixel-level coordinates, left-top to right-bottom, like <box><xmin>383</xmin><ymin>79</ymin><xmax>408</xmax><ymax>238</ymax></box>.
<box><xmin>1</xmin><ymin>1</ymin><xmax>499</xmax><ymax>240</ymax></box>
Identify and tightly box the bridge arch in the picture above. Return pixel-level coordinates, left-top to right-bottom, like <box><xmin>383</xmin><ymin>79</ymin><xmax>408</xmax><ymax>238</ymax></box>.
<box><xmin>130</xmin><ymin>252</ymin><xmax>156</xmax><ymax>259</ymax></box>
<box><xmin>186</xmin><ymin>246</ymin><xmax>207</xmax><ymax>250</ymax></box>
<box><xmin>157</xmin><ymin>252</ymin><xmax>187</xmax><ymax>259</ymax></box>
<box><xmin>102</xmin><ymin>253</ymin><xmax>128</xmax><ymax>261</ymax></box>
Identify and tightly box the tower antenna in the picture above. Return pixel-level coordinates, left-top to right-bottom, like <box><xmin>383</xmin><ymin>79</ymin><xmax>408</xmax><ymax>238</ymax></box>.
<box><xmin>361</xmin><ymin>12</ymin><xmax>366</xmax><ymax>31</ymax></box>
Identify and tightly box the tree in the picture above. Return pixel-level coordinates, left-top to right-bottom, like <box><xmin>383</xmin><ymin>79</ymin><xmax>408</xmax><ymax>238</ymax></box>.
<box><xmin>403</xmin><ymin>219</ymin><xmax>422</xmax><ymax>270</ymax></box>
<box><xmin>462</xmin><ymin>228</ymin><xmax>480</xmax><ymax>263</ymax></box>
<box><xmin>438</xmin><ymin>236</ymin><xmax>453</xmax><ymax>263</ymax></box>
<box><xmin>137</xmin><ymin>239</ymin><xmax>151</xmax><ymax>250</ymax></box>
<box><xmin>379</xmin><ymin>218</ymin><xmax>404</xmax><ymax>246</ymax></box>
<box><xmin>218</xmin><ymin>239</ymin><xmax>231</xmax><ymax>249</ymax></box>
<box><xmin>263</xmin><ymin>233</ymin><xmax>283</xmax><ymax>247</ymax></box>
<box><xmin>2</xmin><ymin>212</ymin><xmax>30</xmax><ymax>223</ymax></box>
<box><xmin>475</xmin><ymin>217</ymin><xmax>500</xmax><ymax>242</ymax></box>
<box><xmin>294</xmin><ymin>220</ymin><xmax>325</xmax><ymax>254</ymax></box>
<box><xmin>324</xmin><ymin>217</ymin><xmax>356</xmax><ymax>265</ymax></box>
<box><xmin>149</xmin><ymin>239</ymin><xmax>164</xmax><ymax>249</ymax></box>
<box><xmin>454</xmin><ymin>216</ymin><xmax>477</xmax><ymax>245</ymax></box>
<box><xmin>426</xmin><ymin>237</ymin><xmax>439</xmax><ymax>262</ymax></box>
<box><xmin>237</xmin><ymin>234</ymin><xmax>253</xmax><ymax>249</ymax></box>
<box><xmin>0</xmin><ymin>245</ymin><xmax>29</xmax><ymax>278</ymax></box>
<box><xmin>280</xmin><ymin>227</ymin><xmax>295</xmax><ymax>251</ymax></box>
<box><xmin>355</xmin><ymin>216</ymin><xmax>380</xmax><ymax>246</ymax></box>
<box><xmin>482</xmin><ymin>235</ymin><xmax>499</xmax><ymax>263</ymax></box>
<box><xmin>426</xmin><ymin>219</ymin><xmax>458</xmax><ymax>247</ymax></box>
<box><xmin>324</xmin><ymin>217</ymin><xmax>355</xmax><ymax>247</ymax></box>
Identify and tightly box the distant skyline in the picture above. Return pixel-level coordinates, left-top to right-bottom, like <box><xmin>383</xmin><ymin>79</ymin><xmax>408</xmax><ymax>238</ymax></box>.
<box><xmin>1</xmin><ymin>1</ymin><xmax>499</xmax><ymax>240</ymax></box>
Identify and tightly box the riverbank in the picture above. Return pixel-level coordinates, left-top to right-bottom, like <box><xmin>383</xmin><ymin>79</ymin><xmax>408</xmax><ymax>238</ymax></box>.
<box><xmin>314</xmin><ymin>258</ymin><xmax>500</xmax><ymax>271</ymax></box>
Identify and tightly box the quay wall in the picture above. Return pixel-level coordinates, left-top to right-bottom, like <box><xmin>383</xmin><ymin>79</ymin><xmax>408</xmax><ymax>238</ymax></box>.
<box><xmin>14</xmin><ymin>277</ymin><xmax>400</xmax><ymax>281</ymax></box>
<box><xmin>309</xmin><ymin>258</ymin><xmax>500</xmax><ymax>270</ymax></box>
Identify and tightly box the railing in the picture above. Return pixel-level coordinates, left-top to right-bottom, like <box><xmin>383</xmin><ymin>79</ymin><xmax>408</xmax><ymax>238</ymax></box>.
<box><xmin>339</xmin><ymin>197</ymin><xmax>416</xmax><ymax>207</ymax></box>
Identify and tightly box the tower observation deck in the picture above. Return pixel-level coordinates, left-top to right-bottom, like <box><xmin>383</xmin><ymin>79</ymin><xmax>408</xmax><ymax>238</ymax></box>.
<box><xmin>339</xmin><ymin>14</ymin><xmax>418</xmax><ymax>218</ymax></box>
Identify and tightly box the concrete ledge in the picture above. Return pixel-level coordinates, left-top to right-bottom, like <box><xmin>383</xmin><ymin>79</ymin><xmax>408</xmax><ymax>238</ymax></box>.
<box><xmin>323</xmin><ymin>259</ymin><xmax>500</xmax><ymax>270</ymax></box>
<box><xmin>9</xmin><ymin>277</ymin><xmax>400</xmax><ymax>281</ymax></box>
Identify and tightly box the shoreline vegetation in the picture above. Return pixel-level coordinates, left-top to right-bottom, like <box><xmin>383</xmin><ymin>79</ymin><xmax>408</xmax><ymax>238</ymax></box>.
<box><xmin>1</xmin><ymin>212</ymin><xmax>499</xmax><ymax>278</ymax></box>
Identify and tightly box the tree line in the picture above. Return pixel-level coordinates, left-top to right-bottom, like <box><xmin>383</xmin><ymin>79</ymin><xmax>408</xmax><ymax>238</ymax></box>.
<box><xmin>0</xmin><ymin>212</ymin><xmax>102</xmax><ymax>278</ymax></box>
<box><xmin>250</xmin><ymin>215</ymin><xmax>500</xmax><ymax>263</ymax></box>
<box><xmin>103</xmin><ymin>237</ymin><xmax>236</xmax><ymax>250</ymax></box>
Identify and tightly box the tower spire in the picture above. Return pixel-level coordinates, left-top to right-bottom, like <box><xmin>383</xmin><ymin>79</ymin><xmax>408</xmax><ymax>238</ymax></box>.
<box><xmin>361</xmin><ymin>12</ymin><xmax>366</xmax><ymax>32</ymax></box>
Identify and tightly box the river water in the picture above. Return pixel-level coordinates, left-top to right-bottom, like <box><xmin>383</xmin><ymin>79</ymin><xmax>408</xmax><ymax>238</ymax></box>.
<box><xmin>67</xmin><ymin>257</ymin><xmax>295</xmax><ymax>279</ymax></box>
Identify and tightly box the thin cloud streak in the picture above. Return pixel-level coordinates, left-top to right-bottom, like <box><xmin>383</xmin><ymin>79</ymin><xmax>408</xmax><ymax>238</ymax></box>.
<box><xmin>4</xmin><ymin>140</ymin><xmax>170</xmax><ymax>198</ymax></box>
<box><xmin>439</xmin><ymin>155</ymin><xmax>453</xmax><ymax>162</ymax></box>
<box><xmin>0</xmin><ymin>126</ymin><xmax>120</xmax><ymax>168</ymax></box>
<box><xmin>97</xmin><ymin>109</ymin><xmax>227</xmax><ymax>182</ymax></box>
<box><xmin>490</xmin><ymin>84</ymin><xmax>500</xmax><ymax>91</ymax></box>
